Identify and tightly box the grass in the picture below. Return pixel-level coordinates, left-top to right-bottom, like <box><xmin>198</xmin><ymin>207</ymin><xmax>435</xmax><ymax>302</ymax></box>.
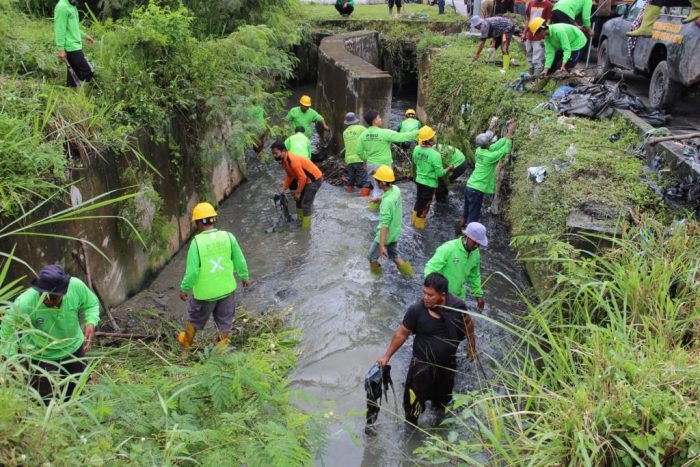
<box><xmin>0</xmin><ymin>305</ymin><xmax>327</xmax><ymax>465</ymax></box>
<box><xmin>420</xmin><ymin>36</ymin><xmax>665</xmax><ymax>257</ymax></box>
<box><xmin>416</xmin><ymin>31</ymin><xmax>700</xmax><ymax>466</ymax></box>
<box><xmin>297</xmin><ymin>2</ymin><xmax>465</xmax><ymax>22</ymax></box>
<box><xmin>417</xmin><ymin>217</ymin><xmax>700</xmax><ymax>465</ymax></box>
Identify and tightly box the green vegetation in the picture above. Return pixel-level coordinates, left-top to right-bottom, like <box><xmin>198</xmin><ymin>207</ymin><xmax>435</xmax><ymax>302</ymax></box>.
<box><xmin>417</xmin><ymin>35</ymin><xmax>699</xmax><ymax>465</ymax></box>
<box><xmin>0</xmin><ymin>307</ymin><xmax>327</xmax><ymax>465</ymax></box>
<box><xmin>297</xmin><ymin>3</ymin><xmax>464</xmax><ymax>22</ymax></box>
<box><xmin>0</xmin><ymin>0</ymin><xmax>300</xmax><ymax>255</ymax></box>
<box><xmin>418</xmin><ymin>218</ymin><xmax>700</xmax><ymax>465</ymax></box>
<box><xmin>421</xmin><ymin>37</ymin><xmax>663</xmax><ymax>243</ymax></box>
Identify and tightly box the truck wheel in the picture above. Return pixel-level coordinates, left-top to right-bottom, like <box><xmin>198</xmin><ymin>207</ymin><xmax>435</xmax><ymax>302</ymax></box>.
<box><xmin>597</xmin><ymin>40</ymin><xmax>612</xmax><ymax>73</ymax></box>
<box><xmin>649</xmin><ymin>60</ymin><xmax>682</xmax><ymax>110</ymax></box>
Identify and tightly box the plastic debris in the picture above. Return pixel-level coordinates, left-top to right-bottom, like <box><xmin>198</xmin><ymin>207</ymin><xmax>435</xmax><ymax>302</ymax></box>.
<box><xmin>558</xmin><ymin>115</ymin><xmax>576</xmax><ymax>130</ymax></box>
<box><xmin>551</xmin><ymin>85</ymin><xmax>574</xmax><ymax>100</ymax></box>
<box><xmin>528</xmin><ymin>124</ymin><xmax>540</xmax><ymax>137</ymax></box>
<box><xmin>528</xmin><ymin>166</ymin><xmax>548</xmax><ymax>183</ymax></box>
<box><xmin>555</xmin><ymin>83</ymin><xmax>670</xmax><ymax>125</ymax></box>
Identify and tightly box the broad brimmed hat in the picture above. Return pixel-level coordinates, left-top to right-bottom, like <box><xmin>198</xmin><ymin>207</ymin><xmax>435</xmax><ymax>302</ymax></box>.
<box><xmin>31</xmin><ymin>264</ymin><xmax>71</xmax><ymax>296</ymax></box>
<box><xmin>463</xmin><ymin>222</ymin><xmax>488</xmax><ymax>247</ymax></box>
<box><xmin>471</xmin><ymin>15</ymin><xmax>484</xmax><ymax>28</ymax></box>
<box><xmin>344</xmin><ymin>112</ymin><xmax>360</xmax><ymax>125</ymax></box>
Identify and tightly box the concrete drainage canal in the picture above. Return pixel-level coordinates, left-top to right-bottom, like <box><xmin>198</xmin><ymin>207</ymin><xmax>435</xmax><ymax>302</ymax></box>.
<box><xmin>115</xmin><ymin>32</ymin><xmax>531</xmax><ymax>465</ymax></box>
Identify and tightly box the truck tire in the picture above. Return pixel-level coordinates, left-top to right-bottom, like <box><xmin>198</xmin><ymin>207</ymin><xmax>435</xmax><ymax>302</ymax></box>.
<box><xmin>594</xmin><ymin>40</ymin><xmax>614</xmax><ymax>82</ymax></box>
<box><xmin>649</xmin><ymin>60</ymin><xmax>682</xmax><ymax>110</ymax></box>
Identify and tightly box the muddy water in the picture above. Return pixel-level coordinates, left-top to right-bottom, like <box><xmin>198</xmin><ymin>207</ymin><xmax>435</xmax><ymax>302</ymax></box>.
<box><xmin>127</xmin><ymin>86</ymin><xmax>529</xmax><ymax>466</ymax></box>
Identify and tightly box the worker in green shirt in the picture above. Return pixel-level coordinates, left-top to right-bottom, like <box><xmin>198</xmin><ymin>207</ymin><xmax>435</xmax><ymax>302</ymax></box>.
<box><xmin>424</xmin><ymin>222</ymin><xmax>488</xmax><ymax>310</ymax></box>
<box><xmin>397</xmin><ymin>109</ymin><xmax>422</xmax><ymax>133</ymax></box>
<box><xmin>461</xmin><ymin>120</ymin><xmax>515</xmax><ymax>225</ymax></box>
<box><xmin>412</xmin><ymin>126</ymin><xmax>454</xmax><ymax>229</ymax></box>
<box><xmin>335</xmin><ymin>0</ymin><xmax>354</xmax><ymax>16</ymax></box>
<box><xmin>342</xmin><ymin>112</ymin><xmax>371</xmax><ymax>196</ymax></box>
<box><xmin>396</xmin><ymin>108</ymin><xmax>422</xmax><ymax>151</ymax></box>
<box><xmin>285</xmin><ymin>126</ymin><xmax>312</xmax><ymax>160</ymax></box>
<box><xmin>356</xmin><ymin>109</ymin><xmax>419</xmax><ymax>210</ymax></box>
<box><xmin>529</xmin><ymin>20</ymin><xmax>588</xmax><ymax>76</ymax></box>
<box><xmin>284</xmin><ymin>95</ymin><xmax>329</xmax><ymax>141</ymax></box>
<box><xmin>0</xmin><ymin>264</ymin><xmax>100</xmax><ymax>401</ymax></box>
<box><xmin>54</xmin><ymin>0</ymin><xmax>95</xmax><ymax>87</ymax></box>
<box><xmin>551</xmin><ymin>0</ymin><xmax>593</xmax><ymax>36</ymax></box>
<box><xmin>178</xmin><ymin>202</ymin><xmax>249</xmax><ymax>350</ymax></box>
<box><xmin>435</xmin><ymin>144</ymin><xmax>468</xmax><ymax>203</ymax></box>
<box><xmin>368</xmin><ymin>166</ymin><xmax>414</xmax><ymax>276</ymax></box>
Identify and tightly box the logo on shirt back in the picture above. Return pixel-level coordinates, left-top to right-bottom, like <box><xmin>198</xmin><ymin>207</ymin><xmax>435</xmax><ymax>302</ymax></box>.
<box><xmin>452</xmin><ymin>258</ymin><xmax>461</xmax><ymax>265</ymax></box>
<box><xmin>35</xmin><ymin>318</ymin><xmax>45</xmax><ymax>326</ymax></box>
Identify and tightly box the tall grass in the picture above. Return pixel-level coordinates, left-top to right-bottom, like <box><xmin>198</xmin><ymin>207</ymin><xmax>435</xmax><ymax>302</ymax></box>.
<box><xmin>418</xmin><ymin>217</ymin><xmax>700</xmax><ymax>465</ymax></box>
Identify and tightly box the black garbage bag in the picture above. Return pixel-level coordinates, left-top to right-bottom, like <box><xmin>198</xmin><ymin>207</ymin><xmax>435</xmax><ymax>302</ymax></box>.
<box><xmin>364</xmin><ymin>363</ymin><xmax>394</xmax><ymax>427</ymax></box>
<box><xmin>555</xmin><ymin>83</ymin><xmax>670</xmax><ymax>126</ymax></box>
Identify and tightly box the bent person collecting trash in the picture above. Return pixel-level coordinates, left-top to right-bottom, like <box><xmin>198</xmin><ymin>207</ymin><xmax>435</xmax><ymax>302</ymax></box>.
<box><xmin>356</xmin><ymin>110</ymin><xmax>419</xmax><ymax>211</ymax></box>
<box><xmin>178</xmin><ymin>202</ymin><xmax>249</xmax><ymax>350</ymax></box>
<box><xmin>377</xmin><ymin>273</ymin><xmax>476</xmax><ymax>425</ymax></box>
<box><xmin>271</xmin><ymin>140</ymin><xmax>324</xmax><ymax>229</ymax></box>
<box><xmin>0</xmin><ymin>265</ymin><xmax>100</xmax><ymax>402</ymax></box>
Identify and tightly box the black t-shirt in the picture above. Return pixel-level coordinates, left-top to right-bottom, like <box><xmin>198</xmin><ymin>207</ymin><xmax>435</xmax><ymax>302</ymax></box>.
<box><xmin>402</xmin><ymin>294</ymin><xmax>467</xmax><ymax>367</ymax></box>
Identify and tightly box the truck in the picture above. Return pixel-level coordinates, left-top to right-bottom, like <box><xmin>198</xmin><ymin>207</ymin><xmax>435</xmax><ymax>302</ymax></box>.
<box><xmin>596</xmin><ymin>0</ymin><xmax>700</xmax><ymax>109</ymax></box>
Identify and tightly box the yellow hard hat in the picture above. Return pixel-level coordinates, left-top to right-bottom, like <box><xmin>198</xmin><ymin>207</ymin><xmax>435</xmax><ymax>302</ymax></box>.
<box><xmin>418</xmin><ymin>125</ymin><xmax>436</xmax><ymax>144</ymax></box>
<box><xmin>192</xmin><ymin>202</ymin><xmax>217</xmax><ymax>221</ymax></box>
<box><xmin>405</xmin><ymin>108</ymin><xmax>416</xmax><ymax>117</ymax></box>
<box><xmin>528</xmin><ymin>17</ymin><xmax>546</xmax><ymax>35</ymax></box>
<box><xmin>299</xmin><ymin>95</ymin><xmax>312</xmax><ymax>107</ymax></box>
<box><xmin>373</xmin><ymin>165</ymin><xmax>395</xmax><ymax>183</ymax></box>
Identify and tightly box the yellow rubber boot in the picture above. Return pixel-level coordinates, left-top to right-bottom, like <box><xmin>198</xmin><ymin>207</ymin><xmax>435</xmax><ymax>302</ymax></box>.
<box><xmin>397</xmin><ymin>261</ymin><xmax>414</xmax><ymax>277</ymax></box>
<box><xmin>502</xmin><ymin>54</ymin><xmax>510</xmax><ymax>71</ymax></box>
<box><xmin>683</xmin><ymin>0</ymin><xmax>700</xmax><ymax>22</ymax></box>
<box><xmin>369</xmin><ymin>264</ymin><xmax>383</xmax><ymax>275</ymax></box>
<box><xmin>627</xmin><ymin>5</ymin><xmax>661</xmax><ymax>36</ymax></box>
<box><xmin>414</xmin><ymin>216</ymin><xmax>426</xmax><ymax>230</ymax></box>
<box><xmin>302</xmin><ymin>215</ymin><xmax>312</xmax><ymax>229</ymax></box>
<box><xmin>296</xmin><ymin>207</ymin><xmax>304</xmax><ymax>221</ymax></box>
<box><xmin>177</xmin><ymin>321</ymin><xmax>196</xmax><ymax>349</ymax></box>
<box><xmin>411</xmin><ymin>211</ymin><xmax>417</xmax><ymax>227</ymax></box>
<box><xmin>214</xmin><ymin>335</ymin><xmax>231</xmax><ymax>354</ymax></box>
<box><xmin>369</xmin><ymin>200</ymin><xmax>380</xmax><ymax>212</ymax></box>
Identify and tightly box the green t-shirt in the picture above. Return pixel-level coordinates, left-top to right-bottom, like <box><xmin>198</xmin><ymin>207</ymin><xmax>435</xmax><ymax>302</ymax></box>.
<box><xmin>466</xmin><ymin>137</ymin><xmax>512</xmax><ymax>194</ymax></box>
<box><xmin>399</xmin><ymin>118</ymin><xmax>421</xmax><ymax>133</ymax></box>
<box><xmin>424</xmin><ymin>238</ymin><xmax>483</xmax><ymax>300</ymax></box>
<box><xmin>1</xmin><ymin>277</ymin><xmax>100</xmax><ymax>360</ymax></box>
<box><xmin>285</xmin><ymin>132</ymin><xmax>312</xmax><ymax>159</ymax></box>
<box><xmin>356</xmin><ymin>126</ymin><xmax>419</xmax><ymax>166</ymax></box>
<box><xmin>544</xmin><ymin>24</ymin><xmax>588</xmax><ymax>68</ymax></box>
<box><xmin>552</xmin><ymin>0</ymin><xmax>593</xmax><ymax>27</ymax></box>
<box><xmin>375</xmin><ymin>185</ymin><xmax>403</xmax><ymax>244</ymax></box>
<box><xmin>413</xmin><ymin>145</ymin><xmax>447</xmax><ymax>188</ymax></box>
<box><xmin>181</xmin><ymin>229</ymin><xmax>249</xmax><ymax>300</ymax></box>
<box><xmin>343</xmin><ymin>124</ymin><xmax>366</xmax><ymax>164</ymax></box>
<box><xmin>437</xmin><ymin>144</ymin><xmax>466</xmax><ymax>167</ymax></box>
<box><xmin>285</xmin><ymin>106</ymin><xmax>324</xmax><ymax>138</ymax></box>
<box><xmin>54</xmin><ymin>0</ymin><xmax>84</xmax><ymax>52</ymax></box>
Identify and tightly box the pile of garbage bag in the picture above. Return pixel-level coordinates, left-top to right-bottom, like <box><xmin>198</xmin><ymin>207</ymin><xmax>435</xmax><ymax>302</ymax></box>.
<box><xmin>552</xmin><ymin>83</ymin><xmax>671</xmax><ymax>126</ymax></box>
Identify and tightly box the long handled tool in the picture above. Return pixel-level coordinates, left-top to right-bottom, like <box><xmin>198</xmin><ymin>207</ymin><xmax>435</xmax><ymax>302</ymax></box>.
<box><xmin>62</xmin><ymin>57</ymin><xmax>82</xmax><ymax>88</ymax></box>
